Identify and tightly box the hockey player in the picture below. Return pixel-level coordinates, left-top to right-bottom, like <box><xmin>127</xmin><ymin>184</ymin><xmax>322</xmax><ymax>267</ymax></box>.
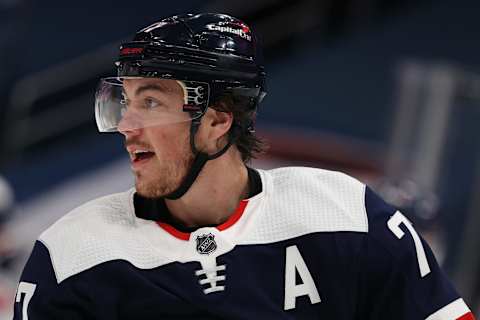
<box><xmin>14</xmin><ymin>13</ymin><xmax>476</xmax><ymax>319</ymax></box>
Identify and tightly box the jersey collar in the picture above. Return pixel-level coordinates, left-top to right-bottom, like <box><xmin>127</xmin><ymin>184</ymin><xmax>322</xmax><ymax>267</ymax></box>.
<box><xmin>156</xmin><ymin>199</ymin><xmax>249</xmax><ymax>241</ymax></box>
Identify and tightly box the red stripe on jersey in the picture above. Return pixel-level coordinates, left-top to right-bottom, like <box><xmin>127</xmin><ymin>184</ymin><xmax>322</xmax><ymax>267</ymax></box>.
<box><xmin>217</xmin><ymin>200</ymin><xmax>248</xmax><ymax>231</ymax></box>
<box><xmin>156</xmin><ymin>222</ymin><xmax>190</xmax><ymax>241</ymax></box>
<box><xmin>156</xmin><ymin>200</ymin><xmax>249</xmax><ymax>240</ymax></box>
<box><xmin>457</xmin><ymin>312</ymin><xmax>476</xmax><ymax>320</ymax></box>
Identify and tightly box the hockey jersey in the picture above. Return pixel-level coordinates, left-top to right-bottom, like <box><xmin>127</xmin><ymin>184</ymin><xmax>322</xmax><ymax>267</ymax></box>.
<box><xmin>13</xmin><ymin>167</ymin><xmax>475</xmax><ymax>319</ymax></box>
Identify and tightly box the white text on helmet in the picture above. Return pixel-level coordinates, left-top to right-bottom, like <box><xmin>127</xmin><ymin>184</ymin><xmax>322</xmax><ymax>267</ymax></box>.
<box><xmin>206</xmin><ymin>24</ymin><xmax>252</xmax><ymax>41</ymax></box>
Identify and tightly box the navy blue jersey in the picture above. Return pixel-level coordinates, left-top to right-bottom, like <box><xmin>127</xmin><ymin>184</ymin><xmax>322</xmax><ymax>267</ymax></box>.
<box><xmin>13</xmin><ymin>167</ymin><xmax>475</xmax><ymax>319</ymax></box>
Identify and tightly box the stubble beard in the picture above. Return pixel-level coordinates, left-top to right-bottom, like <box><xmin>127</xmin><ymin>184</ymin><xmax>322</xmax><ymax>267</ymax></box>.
<box><xmin>134</xmin><ymin>143</ymin><xmax>195</xmax><ymax>199</ymax></box>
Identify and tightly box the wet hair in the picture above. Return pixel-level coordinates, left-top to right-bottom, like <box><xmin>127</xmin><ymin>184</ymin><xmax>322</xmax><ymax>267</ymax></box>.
<box><xmin>212</xmin><ymin>94</ymin><xmax>267</xmax><ymax>163</ymax></box>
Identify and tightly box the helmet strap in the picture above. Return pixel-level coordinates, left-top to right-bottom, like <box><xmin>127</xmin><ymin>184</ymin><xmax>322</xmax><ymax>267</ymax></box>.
<box><xmin>164</xmin><ymin>119</ymin><xmax>233</xmax><ymax>200</ymax></box>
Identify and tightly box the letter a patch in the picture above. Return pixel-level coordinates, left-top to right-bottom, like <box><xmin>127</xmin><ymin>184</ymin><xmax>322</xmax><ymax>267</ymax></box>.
<box><xmin>284</xmin><ymin>245</ymin><xmax>321</xmax><ymax>310</ymax></box>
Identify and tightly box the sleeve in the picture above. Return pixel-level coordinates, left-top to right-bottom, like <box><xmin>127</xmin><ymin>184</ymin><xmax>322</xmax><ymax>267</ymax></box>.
<box><xmin>357</xmin><ymin>187</ymin><xmax>476</xmax><ymax>320</ymax></box>
<box><xmin>13</xmin><ymin>241</ymin><xmax>94</xmax><ymax>320</ymax></box>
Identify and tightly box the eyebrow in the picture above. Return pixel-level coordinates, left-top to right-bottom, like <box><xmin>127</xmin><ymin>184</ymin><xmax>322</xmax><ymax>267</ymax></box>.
<box><xmin>134</xmin><ymin>83</ymin><xmax>168</xmax><ymax>97</ymax></box>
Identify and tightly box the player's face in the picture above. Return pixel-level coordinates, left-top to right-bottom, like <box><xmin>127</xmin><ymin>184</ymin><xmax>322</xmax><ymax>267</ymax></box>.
<box><xmin>118</xmin><ymin>78</ymin><xmax>194</xmax><ymax>198</ymax></box>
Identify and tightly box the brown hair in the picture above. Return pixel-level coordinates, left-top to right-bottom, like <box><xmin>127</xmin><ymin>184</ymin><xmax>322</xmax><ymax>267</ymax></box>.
<box><xmin>212</xmin><ymin>94</ymin><xmax>268</xmax><ymax>163</ymax></box>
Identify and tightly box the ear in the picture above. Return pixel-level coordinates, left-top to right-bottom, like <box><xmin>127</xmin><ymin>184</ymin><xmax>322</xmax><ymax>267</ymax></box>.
<box><xmin>198</xmin><ymin>107</ymin><xmax>233</xmax><ymax>152</ymax></box>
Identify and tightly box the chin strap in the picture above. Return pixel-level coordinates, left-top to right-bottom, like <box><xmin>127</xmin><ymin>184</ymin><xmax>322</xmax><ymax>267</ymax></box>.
<box><xmin>164</xmin><ymin>120</ymin><xmax>234</xmax><ymax>200</ymax></box>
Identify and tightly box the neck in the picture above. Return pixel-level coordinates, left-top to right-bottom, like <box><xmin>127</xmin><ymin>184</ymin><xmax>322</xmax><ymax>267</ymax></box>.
<box><xmin>164</xmin><ymin>147</ymin><xmax>249</xmax><ymax>228</ymax></box>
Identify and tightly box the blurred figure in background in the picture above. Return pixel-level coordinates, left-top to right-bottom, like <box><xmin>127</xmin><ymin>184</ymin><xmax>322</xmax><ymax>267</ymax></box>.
<box><xmin>0</xmin><ymin>176</ymin><xmax>17</xmax><ymax>270</ymax></box>
<box><xmin>0</xmin><ymin>176</ymin><xmax>18</xmax><ymax>320</ymax></box>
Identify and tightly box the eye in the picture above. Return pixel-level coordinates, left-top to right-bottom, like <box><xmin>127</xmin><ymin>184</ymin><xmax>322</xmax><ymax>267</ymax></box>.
<box><xmin>144</xmin><ymin>97</ymin><xmax>161</xmax><ymax>109</ymax></box>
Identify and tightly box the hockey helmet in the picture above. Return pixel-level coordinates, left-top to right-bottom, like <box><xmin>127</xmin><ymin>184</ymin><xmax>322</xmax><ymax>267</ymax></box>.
<box><xmin>95</xmin><ymin>13</ymin><xmax>267</xmax><ymax>132</ymax></box>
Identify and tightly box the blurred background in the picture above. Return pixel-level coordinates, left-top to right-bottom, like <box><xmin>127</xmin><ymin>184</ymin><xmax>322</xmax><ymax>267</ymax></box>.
<box><xmin>1</xmin><ymin>0</ymin><xmax>480</xmax><ymax>317</ymax></box>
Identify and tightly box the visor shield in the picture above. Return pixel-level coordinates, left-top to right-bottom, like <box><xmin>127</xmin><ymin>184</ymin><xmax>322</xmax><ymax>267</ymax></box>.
<box><xmin>95</xmin><ymin>77</ymin><xmax>209</xmax><ymax>132</ymax></box>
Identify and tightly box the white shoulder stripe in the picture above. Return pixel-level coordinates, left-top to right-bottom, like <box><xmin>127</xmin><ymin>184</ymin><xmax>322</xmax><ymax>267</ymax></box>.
<box><xmin>425</xmin><ymin>298</ymin><xmax>472</xmax><ymax>320</ymax></box>
<box><xmin>239</xmin><ymin>168</ymin><xmax>368</xmax><ymax>245</ymax></box>
<box><xmin>38</xmin><ymin>189</ymin><xmax>183</xmax><ymax>284</ymax></box>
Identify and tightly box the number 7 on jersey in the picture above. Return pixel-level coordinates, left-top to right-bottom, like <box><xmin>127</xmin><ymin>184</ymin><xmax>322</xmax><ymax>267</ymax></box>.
<box><xmin>15</xmin><ymin>281</ymin><xmax>37</xmax><ymax>320</ymax></box>
<box><xmin>387</xmin><ymin>211</ymin><xmax>431</xmax><ymax>278</ymax></box>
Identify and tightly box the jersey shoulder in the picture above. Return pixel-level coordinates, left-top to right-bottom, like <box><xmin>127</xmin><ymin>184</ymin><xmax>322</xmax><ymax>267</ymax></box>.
<box><xmin>37</xmin><ymin>189</ymin><xmax>154</xmax><ymax>284</ymax></box>
<box><xmin>358</xmin><ymin>187</ymin><xmax>474</xmax><ymax>319</ymax></box>
<box><xmin>243</xmin><ymin>167</ymin><xmax>368</xmax><ymax>244</ymax></box>
<box><xmin>362</xmin><ymin>186</ymin><xmax>421</xmax><ymax>262</ymax></box>
<box><xmin>39</xmin><ymin>188</ymin><xmax>136</xmax><ymax>244</ymax></box>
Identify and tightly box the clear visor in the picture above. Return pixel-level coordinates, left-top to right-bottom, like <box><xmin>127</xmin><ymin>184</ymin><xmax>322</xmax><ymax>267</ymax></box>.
<box><xmin>95</xmin><ymin>77</ymin><xmax>209</xmax><ymax>132</ymax></box>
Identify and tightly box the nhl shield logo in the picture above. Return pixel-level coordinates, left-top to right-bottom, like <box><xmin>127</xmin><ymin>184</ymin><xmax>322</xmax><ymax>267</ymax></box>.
<box><xmin>196</xmin><ymin>233</ymin><xmax>217</xmax><ymax>255</ymax></box>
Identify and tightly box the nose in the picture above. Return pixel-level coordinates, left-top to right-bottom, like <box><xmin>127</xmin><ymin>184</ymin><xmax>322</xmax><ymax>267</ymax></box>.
<box><xmin>117</xmin><ymin>109</ymin><xmax>143</xmax><ymax>137</ymax></box>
